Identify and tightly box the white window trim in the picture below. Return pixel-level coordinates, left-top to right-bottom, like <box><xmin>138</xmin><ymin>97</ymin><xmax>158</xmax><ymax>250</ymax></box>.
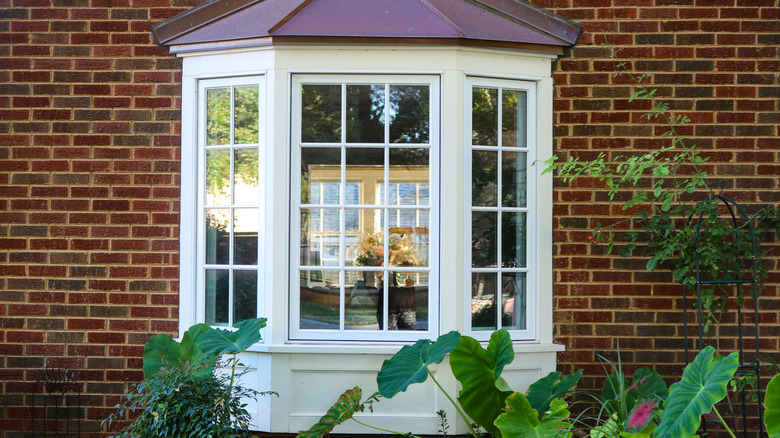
<box><xmin>464</xmin><ymin>76</ymin><xmax>539</xmax><ymax>341</ymax></box>
<box><xmin>289</xmin><ymin>74</ymin><xmax>441</xmax><ymax>342</ymax></box>
<box><xmin>188</xmin><ymin>75</ymin><xmax>266</xmax><ymax>328</ymax></box>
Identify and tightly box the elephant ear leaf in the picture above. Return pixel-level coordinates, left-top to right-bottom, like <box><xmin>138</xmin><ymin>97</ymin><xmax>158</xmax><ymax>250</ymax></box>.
<box><xmin>654</xmin><ymin>346</ymin><xmax>738</xmax><ymax>438</ymax></box>
<box><xmin>526</xmin><ymin>369</ymin><xmax>583</xmax><ymax>420</ymax></box>
<box><xmin>377</xmin><ymin>331</ymin><xmax>461</xmax><ymax>398</ymax></box>
<box><xmin>494</xmin><ymin>394</ymin><xmax>572</xmax><ymax>438</ymax></box>
<box><xmin>450</xmin><ymin>329</ymin><xmax>514</xmax><ymax>438</ymax></box>
<box><xmin>197</xmin><ymin>317</ymin><xmax>267</xmax><ymax>355</ymax></box>
<box><xmin>765</xmin><ymin>374</ymin><xmax>780</xmax><ymax>438</ymax></box>
<box><xmin>142</xmin><ymin>334</ymin><xmax>183</xmax><ymax>378</ymax></box>
<box><xmin>297</xmin><ymin>386</ymin><xmax>366</xmax><ymax>438</ymax></box>
<box><xmin>179</xmin><ymin>323</ymin><xmax>213</xmax><ymax>363</ymax></box>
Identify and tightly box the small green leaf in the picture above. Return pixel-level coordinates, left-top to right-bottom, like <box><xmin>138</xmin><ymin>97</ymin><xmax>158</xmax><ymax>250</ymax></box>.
<box><xmin>525</xmin><ymin>370</ymin><xmax>582</xmax><ymax>420</ymax></box>
<box><xmin>494</xmin><ymin>395</ymin><xmax>572</xmax><ymax>438</ymax></box>
<box><xmin>377</xmin><ymin>331</ymin><xmax>461</xmax><ymax>398</ymax></box>
<box><xmin>765</xmin><ymin>374</ymin><xmax>780</xmax><ymax>437</ymax></box>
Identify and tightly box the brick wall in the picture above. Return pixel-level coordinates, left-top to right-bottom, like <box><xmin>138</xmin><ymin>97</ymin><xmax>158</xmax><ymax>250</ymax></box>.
<box><xmin>538</xmin><ymin>0</ymin><xmax>780</xmax><ymax>427</ymax></box>
<box><xmin>0</xmin><ymin>0</ymin><xmax>194</xmax><ymax>436</ymax></box>
<box><xmin>0</xmin><ymin>0</ymin><xmax>778</xmax><ymax>436</ymax></box>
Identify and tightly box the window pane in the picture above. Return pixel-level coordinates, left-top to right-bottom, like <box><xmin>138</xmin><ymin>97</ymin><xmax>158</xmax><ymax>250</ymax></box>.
<box><xmin>502</xmin><ymin>152</ymin><xmax>527</xmax><ymax>208</ymax></box>
<box><xmin>472</xmin><ymin>211</ymin><xmax>497</xmax><ymax>268</ymax></box>
<box><xmin>234</xmin><ymin>208</ymin><xmax>258</xmax><ymax>265</ymax></box>
<box><xmin>382</xmin><ymin>270</ymin><xmax>426</xmax><ymax>330</ymax></box>
<box><xmin>390</xmin><ymin>85</ymin><xmax>429</xmax><ymax>143</ymax></box>
<box><xmin>389</xmin><ymin>148</ymin><xmax>429</xmax><ymax>206</ymax></box>
<box><xmin>502</xmin><ymin>212</ymin><xmax>526</xmax><ymax>268</ymax></box>
<box><xmin>502</xmin><ymin>272</ymin><xmax>526</xmax><ymax>330</ymax></box>
<box><xmin>205</xmin><ymin>209</ymin><xmax>229</xmax><ymax>265</ymax></box>
<box><xmin>345</xmin><ymin>270</ymin><xmax>380</xmax><ymax>330</ymax></box>
<box><xmin>234</xmin><ymin>148</ymin><xmax>259</xmax><ymax>205</ymax></box>
<box><xmin>302</xmin><ymin>84</ymin><xmax>341</xmax><ymax>143</ymax></box>
<box><xmin>300</xmin><ymin>208</ymin><xmax>341</xmax><ymax>267</ymax></box>
<box><xmin>300</xmin><ymin>269</ymin><xmax>339</xmax><ymax>329</ymax></box>
<box><xmin>205</xmin><ymin>269</ymin><xmax>229</xmax><ymax>326</ymax></box>
<box><xmin>388</xmin><ymin>218</ymin><xmax>428</xmax><ymax>267</ymax></box>
<box><xmin>351</xmin><ymin>209</ymin><xmax>384</xmax><ymax>267</ymax></box>
<box><xmin>502</xmin><ymin>89</ymin><xmax>526</xmax><ymax>148</ymax></box>
<box><xmin>206</xmin><ymin>149</ymin><xmax>230</xmax><ymax>205</ymax></box>
<box><xmin>207</xmin><ymin>88</ymin><xmax>230</xmax><ymax>145</ymax></box>
<box><xmin>471</xmin><ymin>272</ymin><xmax>497</xmax><ymax>331</ymax></box>
<box><xmin>472</xmin><ymin>150</ymin><xmax>497</xmax><ymax>207</ymax></box>
<box><xmin>472</xmin><ymin>87</ymin><xmax>498</xmax><ymax>146</ymax></box>
<box><xmin>346</xmin><ymin>85</ymin><xmax>385</xmax><ymax>143</ymax></box>
<box><xmin>346</xmin><ymin>148</ymin><xmax>383</xmax><ymax>205</ymax></box>
<box><xmin>234</xmin><ymin>86</ymin><xmax>259</xmax><ymax>144</ymax></box>
<box><xmin>301</xmin><ymin>147</ymin><xmax>341</xmax><ymax>204</ymax></box>
<box><xmin>234</xmin><ymin>270</ymin><xmax>257</xmax><ymax>323</ymax></box>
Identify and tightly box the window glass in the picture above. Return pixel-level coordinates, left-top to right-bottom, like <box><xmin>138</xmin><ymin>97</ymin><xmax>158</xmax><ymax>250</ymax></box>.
<box><xmin>469</xmin><ymin>81</ymin><xmax>530</xmax><ymax>335</ymax></box>
<box><xmin>293</xmin><ymin>76</ymin><xmax>436</xmax><ymax>340</ymax></box>
<box><xmin>201</xmin><ymin>80</ymin><xmax>262</xmax><ymax>327</ymax></box>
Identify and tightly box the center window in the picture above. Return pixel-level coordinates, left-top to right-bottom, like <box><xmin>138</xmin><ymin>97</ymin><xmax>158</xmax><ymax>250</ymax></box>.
<box><xmin>290</xmin><ymin>75</ymin><xmax>440</xmax><ymax>341</ymax></box>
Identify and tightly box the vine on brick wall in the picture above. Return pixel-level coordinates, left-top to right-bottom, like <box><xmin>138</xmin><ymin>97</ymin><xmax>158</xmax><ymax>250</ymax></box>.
<box><xmin>543</xmin><ymin>43</ymin><xmax>780</xmax><ymax>343</ymax></box>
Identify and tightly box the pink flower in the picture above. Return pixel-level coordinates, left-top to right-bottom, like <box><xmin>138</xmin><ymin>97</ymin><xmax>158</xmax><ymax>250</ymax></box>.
<box><xmin>625</xmin><ymin>399</ymin><xmax>658</xmax><ymax>432</ymax></box>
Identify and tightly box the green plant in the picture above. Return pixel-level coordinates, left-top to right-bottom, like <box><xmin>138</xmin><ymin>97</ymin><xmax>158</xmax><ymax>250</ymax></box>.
<box><xmin>298</xmin><ymin>329</ymin><xmax>582</xmax><ymax>438</ymax></box>
<box><xmin>104</xmin><ymin>318</ymin><xmax>274</xmax><ymax>438</ymax></box>
<box><xmin>765</xmin><ymin>373</ymin><xmax>780</xmax><ymax>438</ymax></box>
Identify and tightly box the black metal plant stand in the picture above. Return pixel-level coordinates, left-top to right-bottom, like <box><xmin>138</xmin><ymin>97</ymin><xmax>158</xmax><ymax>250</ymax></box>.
<box><xmin>32</xmin><ymin>367</ymin><xmax>82</xmax><ymax>438</ymax></box>
<box><xmin>682</xmin><ymin>195</ymin><xmax>763</xmax><ymax>437</ymax></box>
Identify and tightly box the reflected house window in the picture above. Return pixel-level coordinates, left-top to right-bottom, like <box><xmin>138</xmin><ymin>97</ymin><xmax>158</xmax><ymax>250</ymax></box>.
<box><xmin>293</xmin><ymin>75</ymin><xmax>437</xmax><ymax>341</ymax></box>
<box><xmin>469</xmin><ymin>79</ymin><xmax>531</xmax><ymax>335</ymax></box>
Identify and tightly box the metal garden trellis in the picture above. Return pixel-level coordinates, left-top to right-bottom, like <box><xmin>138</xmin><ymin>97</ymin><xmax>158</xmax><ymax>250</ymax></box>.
<box><xmin>682</xmin><ymin>194</ymin><xmax>764</xmax><ymax>437</ymax></box>
<box><xmin>32</xmin><ymin>367</ymin><xmax>82</xmax><ymax>438</ymax></box>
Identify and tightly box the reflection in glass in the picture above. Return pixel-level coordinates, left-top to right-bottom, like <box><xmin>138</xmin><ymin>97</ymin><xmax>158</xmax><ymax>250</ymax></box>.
<box><xmin>472</xmin><ymin>87</ymin><xmax>498</xmax><ymax>146</ymax></box>
<box><xmin>206</xmin><ymin>269</ymin><xmax>229</xmax><ymax>326</ymax></box>
<box><xmin>234</xmin><ymin>270</ymin><xmax>257</xmax><ymax>323</ymax></box>
<box><xmin>472</xmin><ymin>211</ymin><xmax>497</xmax><ymax>268</ymax></box>
<box><xmin>383</xmin><ymin>271</ymin><xmax>426</xmax><ymax>330</ymax></box>
<box><xmin>471</xmin><ymin>272</ymin><xmax>497</xmax><ymax>331</ymax></box>
<box><xmin>502</xmin><ymin>152</ymin><xmax>527</xmax><ymax>208</ymax></box>
<box><xmin>502</xmin><ymin>212</ymin><xmax>526</xmax><ymax>268</ymax></box>
<box><xmin>389</xmin><ymin>85</ymin><xmax>429</xmax><ymax>143</ymax></box>
<box><xmin>206</xmin><ymin>149</ymin><xmax>230</xmax><ymax>205</ymax></box>
<box><xmin>347</xmin><ymin>85</ymin><xmax>385</xmax><ymax>143</ymax></box>
<box><xmin>346</xmin><ymin>148</ymin><xmax>383</xmax><ymax>205</ymax></box>
<box><xmin>234</xmin><ymin>148</ymin><xmax>259</xmax><ymax>205</ymax></box>
<box><xmin>234</xmin><ymin>86</ymin><xmax>259</xmax><ymax>144</ymax></box>
<box><xmin>388</xmin><ymin>215</ymin><xmax>428</xmax><ymax>267</ymax></box>
<box><xmin>501</xmin><ymin>272</ymin><xmax>526</xmax><ymax>330</ymax></box>
<box><xmin>350</xmin><ymin>210</ymin><xmax>384</xmax><ymax>267</ymax></box>
<box><xmin>345</xmin><ymin>270</ymin><xmax>380</xmax><ymax>330</ymax></box>
<box><xmin>300</xmin><ymin>269</ymin><xmax>339</xmax><ymax>329</ymax></box>
<box><xmin>206</xmin><ymin>209</ymin><xmax>229</xmax><ymax>265</ymax></box>
<box><xmin>472</xmin><ymin>150</ymin><xmax>497</xmax><ymax>207</ymax></box>
<box><xmin>234</xmin><ymin>208</ymin><xmax>258</xmax><ymax>265</ymax></box>
<box><xmin>207</xmin><ymin>88</ymin><xmax>230</xmax><ymax>145</ymax></box>
<box><xmin>502</xmin><ymin>89</ymin><xmax>526</xmax><ymax>148</ymax></box>
<box><xmin>302</xmin><ymin>85</ymin><xmax>341</xmax><ymax>143</ymax></box>
<box><xmin>301</xmin><ymin>147</ymin><xmax>341</xmax><ymax>204</ymax></box>
<box><xmin>300</xmin><ymin>208</ymin><xmax>342</xmax><ymax>267</ymax></box>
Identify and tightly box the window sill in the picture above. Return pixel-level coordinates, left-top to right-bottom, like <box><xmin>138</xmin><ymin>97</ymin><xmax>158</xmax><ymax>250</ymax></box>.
<box><xmin>245</xmin><ymin>341</ymin><xmax>565</xmax><ymax>355</ymax></box>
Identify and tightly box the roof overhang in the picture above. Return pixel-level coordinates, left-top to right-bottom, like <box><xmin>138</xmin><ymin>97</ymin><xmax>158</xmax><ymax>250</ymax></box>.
<box><xmin>152</xmin><ymin>0</ymin><xmax>582</xmax><ymax>54</ymax></box>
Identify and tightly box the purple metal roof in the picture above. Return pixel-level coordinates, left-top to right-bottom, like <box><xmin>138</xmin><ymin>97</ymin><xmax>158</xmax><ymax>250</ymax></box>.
<box><xmin>152</xmin><ymin>0</ymin><xmax>582</xmax><ymax>51</ymax></box>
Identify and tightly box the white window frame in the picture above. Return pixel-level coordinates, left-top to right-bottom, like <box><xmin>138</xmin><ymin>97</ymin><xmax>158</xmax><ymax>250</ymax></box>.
<box><xmin>193</xmin><ymin>75</ymin><xmax>266</xmax><ymax>328</ymax></box>
<box><xmin>289</xmin><ymin>74</ymin><xmax>441</xmax><ymax>342</ymax></box>
<box><xmin>464</xmin><ymin>76</ymin><xmax>538</xmax><ymax>341</ymax></box>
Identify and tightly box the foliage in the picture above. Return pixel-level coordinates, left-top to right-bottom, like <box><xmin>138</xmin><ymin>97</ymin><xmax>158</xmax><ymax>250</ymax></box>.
<box><xmin>105</xmin><ymin>319</ymin><xmax>272</xmax><ymax>437</ymax></box>
<box><xmin>765</xmin><ymin>374</ymin><xmax>780</xmax><ymax>438</ymax></box>
<box><xmin>494</xmin><ymin>395</ymin><xmax>572</xmax><ymax>438</ymax></box>
<box><xmin>297</xmin><ymin>387</ymin><xmax>393</xmax><ymax>438</ymax></box>
<box><xmin>103</xmin><ymin>362</ymin><xmax>261</xmax><ymax>438</ymax></box>
<box><xmin>654</xmin><ymin>346</ymin><xmax>739</xmax><ymax>438</ymax></box>
<box><xmin>526</xmin><ymin>370</ymin><xmax>583</xmax><ymax>422</ymax></box>
<box><xmin>542</xmin><ymin>43</ymin><xmax>780</xmax><ymax>340</ymax></box>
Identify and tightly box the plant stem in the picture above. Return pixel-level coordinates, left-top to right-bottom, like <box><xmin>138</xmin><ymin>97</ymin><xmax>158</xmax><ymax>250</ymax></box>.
<box><xmin>426</xmin><ymin>368</ymin><xmax>480</xmax><ymax>438</ymax></box>
<box><xmin>351</xmin><ymin>416</ymin><xmax>418</xmax><ymax>437</ymax></box>
<box><xmin>712</xmin><ymin>406</ymin><xmax>737</xmax><ymax>438</ymax></box>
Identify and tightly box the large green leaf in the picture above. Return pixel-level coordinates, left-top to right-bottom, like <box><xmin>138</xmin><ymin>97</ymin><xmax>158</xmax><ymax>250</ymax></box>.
<box><xmin>766</xmin><ymin>374</ymin><xmax>780</xmax><ymax>438</ymax></box>
<box><xmin>377</xmin><ymin>331</ymin><xmax>461</xmax><ymax>398</ymax></box>
<box><xmin>525</xmin><ymin>369</ymin><xmax>582</xmax><ymax>420</ymax></box>
<box><xmin>142</xmin><ymin>324</ymin><xmax>216</xmax><ymax>378</ymax></box>
<box><xmin>494</xmin><ymin>394</ymin><xmax>572</xmax><ymax>438</ymax></box>
<box><xmin>654</xmin><ymin>346</ymin><xmax>738</xmax><ymax>438</ymax></box>
<box><xmin>450</xmin><ymin>329</ymin><xmax>514</xmax><ymax>437</ymax></box>
<box><xmin>196</xmin><ymin>317</ymin><xmax>267</xmax><ymax>355</ymax></box>
<box><xmin>297</xmin><ymin>386</ymin><xmax>366</xmax><ymax>438</ymax></box>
